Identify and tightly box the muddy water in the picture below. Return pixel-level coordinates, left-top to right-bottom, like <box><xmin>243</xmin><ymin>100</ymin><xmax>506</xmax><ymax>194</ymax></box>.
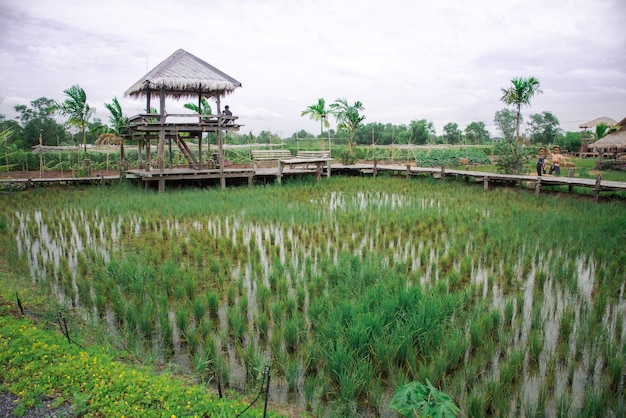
<box><xmin>11</xmin><ymin>190</ymin><xmax>624</xmax><ymax>416</ymax></box>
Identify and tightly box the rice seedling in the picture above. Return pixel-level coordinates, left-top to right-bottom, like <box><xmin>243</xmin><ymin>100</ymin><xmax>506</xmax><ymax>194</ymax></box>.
<box><xmin>191</xmin><ymin>295</ymin><xmax>206</xmax><ymax>323</ymax></box>
<box><xmin>4</xmin><ymin>177</ymin><xmax>626</xmax><ymax>416</ymax></box>
<box><xmin>256</xmin><ymin>311</ymin><xmax>269</xmax><ymax>340</ymax></box>
<box><xmin>206</xmin><ymin>290</ymin><xmax>219</xmax><ymax>318</ymax></box>
<box><xmin>528</xmin><ymin>328</ymin><xmax>543</xmax><ymax>368</ymax></box>
<box><xmin>284</xmin><ymin>317</ymin><xmax>303</xmax><ymax>353</ymax></box>
<box><xmin>227</xmin><ymin>306</ymin><xmax>245</xmax><ymax>342</ymax></box>
<box><xmin>175</xmin><ymin>306</ymin><xmax>189</xmax><ymax>338</ymax></box>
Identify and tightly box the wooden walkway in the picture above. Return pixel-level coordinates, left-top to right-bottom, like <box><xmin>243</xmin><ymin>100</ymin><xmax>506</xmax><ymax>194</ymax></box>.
<box><xmin>3</xmin><ymin>162</ymin><xmax>626</xmax><ymax>202</ymax></box>
<box><xmin>333</xmin><ymin>162</ymin><xmax>626</xmax><ymax>202</ymax></box>
<box><xmin>0</xmin><ymin>174</ymin><xmax>121</xmax><ymax>188</ymax></box>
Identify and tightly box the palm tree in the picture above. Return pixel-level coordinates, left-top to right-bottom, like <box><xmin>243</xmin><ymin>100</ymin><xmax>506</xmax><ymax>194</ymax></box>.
<box><xmin>500</xmin><ymin>76</ymin><xmax>542</xmax><ymax>148</ymax></box>
<box><xmin>104</xmin><ymin>97</ymin><xmax>129</xmax><ymax>137</ymax></box>
<box><xmin>301</xmin><ymin>98</ymin><xmax>330</xmax><ymax>149</ymax></box>
<box><xmin>329</xmin><ymin>98</ymin><xmax>365</xmax><ymax>153</ymax></box>
<box><xmin>57</xmin><ymin>84</ymin><xmax>95</xmax><ymax>156</ymax></box>
<box><xmin>184</xmin><ymin>97</ymin><xmax>212</xmax><ymax>115</ymax></box>
<box><xmin>595</xmin><ymin>123</ymin><xmax>610</xmax><ymax>139</ymax></box>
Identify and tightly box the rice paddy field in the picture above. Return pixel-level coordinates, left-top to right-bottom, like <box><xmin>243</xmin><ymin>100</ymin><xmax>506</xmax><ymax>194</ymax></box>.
<box><xmin>1</xmin><ymin>175</ymin><xmax>625</xmax><ymax>417</ymax></box>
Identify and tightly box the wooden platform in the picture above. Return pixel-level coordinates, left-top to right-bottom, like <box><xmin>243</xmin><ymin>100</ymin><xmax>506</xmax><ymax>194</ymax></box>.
<box><xmin>3</xmin><ymin>162</ymin><xmax>626</xmax><ymax>202</ymax></box>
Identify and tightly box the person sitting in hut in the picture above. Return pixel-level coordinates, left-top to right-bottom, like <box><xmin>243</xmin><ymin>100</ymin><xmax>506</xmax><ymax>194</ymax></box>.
<box><xmin>223</xmin><ymin>105</ymin><xmax>232</xmax><ymax>116</ymax></box>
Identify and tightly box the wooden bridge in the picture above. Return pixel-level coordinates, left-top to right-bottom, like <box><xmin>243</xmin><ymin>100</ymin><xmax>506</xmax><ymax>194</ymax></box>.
<box><xmin>3</xmin><ymin>161</ymin><xmax>626</xmax><ymax>202</ymax></box>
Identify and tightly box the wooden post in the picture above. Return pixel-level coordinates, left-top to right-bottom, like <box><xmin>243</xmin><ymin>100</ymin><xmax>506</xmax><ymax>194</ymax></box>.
<box><xmin>441</xmin><ymin>166</ymin><xmax>446</xmax><ymax>181</ymax></box>
<box><xmin>406</xmin><ymin>164</ymin><xmax>411</xmax><ymax>180</ymax></box>
<box><xmin>146</xmin><ymin>137</ymin><xmax>151</xmax><ymax>172</ymax></box>
<box><xmin>594</xmin><ymin>174</ymin><xmax>601</xmax><ymax>203</ymax></box>
<box><xmin>158</xmin><ymin>88</ymin><xmax>166</xmax><ymax>172</ymax></box>
<box><xmin>277</xmin><ymin>160</ymin><xmax>283</xmax><ymax>184</ymax></box>
<box><xmin>315</xmin><ymin>162</ymin><xmax>323</xmax><ymax>181</ymax></box>
<box><xmin>483</xmin><ymin>176</ymin><xmax>489</xmax><ymax>191</ymax></box>
<box><xmin>373</xmin><ymin>160</ymin><xmax>378</xmax><ymax>178</ymax></box>
<box><xmin>199</xmin><ymin>135</ymin><xmax>203</xmax><ymax>167</ymax></box>
<box><xmin>535</xmin><ymin>176</ymin><xmax>541</xmax><ymax>196</ymax></box>
<box><xmin>137</xmin><ymin>136</ymin><xmax>143</xmax><ymax>169</ymax></box>
<box><xmin>568</xmin><ymin>168</ymin><xmax>575</xmax><ymax>193</ymax></box>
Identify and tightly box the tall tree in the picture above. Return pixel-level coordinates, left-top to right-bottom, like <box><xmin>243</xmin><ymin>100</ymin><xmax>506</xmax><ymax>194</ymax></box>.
<box><xmin>301</xmin><ymin>98</ymin><xmax>329</xmax><ymax>136</ymax></box>
<box><xmin>409</xmin><ymin>119</ymin><xmax>435</xmax><ymax>145</ymax></box>
<box><xmin>493</xmin><ymin>108</ymin><xmax>518</xmax><ymax>143</ymax></box>
<box><xmin>527</xmin><ymin>111</ymin><xmax>561</xmax><ymax>144</ymax></box>
<box><xmin>443</xmin><ymin>122</ymin><xmax>461</xmax><ymax>144</ymax></box>
<box><xmin>57</xmin><ymin>85</ymin><xmax>94</xmax><ymax>155</ymax></box>
<box><xmin>329</xmin><ymin>98</ymin><xmax>365</xmax><ymax>153</ymax></box>
<box><xmin>301</xmin><ymin>98</ymin><xmax>330</xmax><ymax>150</ymax></box>
<box><xmin>500</xmin><ymin>76</ymin><xmax>542</xmax><ymax>147</ymax></box>
<box><xmin>104</xmin><ymin>97</ymin><xmax>129</xmax><ymax>136</ymax></box>
<box><xmin>14</xmin><ymin>97</ymin><xmax>67</xmax><ymax>149</ymax></box>
<box><xmin>499</xmin><ymin>76</ymin><xmax>542</xmax><ymax>173</ymax></box>
<box><xmin>465</xmin><ymin>121</ymin><xmax>490</xmax><ymax>144</ymax></box>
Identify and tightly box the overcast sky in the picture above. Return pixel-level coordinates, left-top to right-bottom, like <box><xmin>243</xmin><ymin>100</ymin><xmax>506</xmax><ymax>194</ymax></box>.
<box><xmin>1</xmin><ymin>0</ymin><xmax>624</xmax><ymax>138</ymax></box>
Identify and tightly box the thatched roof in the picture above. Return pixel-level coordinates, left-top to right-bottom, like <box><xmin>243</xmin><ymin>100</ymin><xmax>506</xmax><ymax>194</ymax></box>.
<box><xmin>589</xmin><ymin>117</ymin><xmax>626</xmax><ymax>149</ymax></box>
<box><xmin>124</xmin><ymin>49</ymin><xmax>242</xmax><ymax>99</ymax></box>
<box><xmin>579</xmin><ymin>116</ymin><xmax>617</xmax><ymax>129</ymax></box>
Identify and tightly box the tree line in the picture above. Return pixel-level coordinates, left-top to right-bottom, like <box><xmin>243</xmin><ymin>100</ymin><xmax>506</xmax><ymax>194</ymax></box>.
<box><xmin>1</xmin><ymin>81</ymin><xmax>594</xmax><ymax>157</ymax></box>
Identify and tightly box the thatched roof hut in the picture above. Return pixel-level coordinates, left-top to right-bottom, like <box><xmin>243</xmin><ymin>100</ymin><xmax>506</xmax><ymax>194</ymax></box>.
<box><xmin>579</xmin><ymin>116</ymin><xmax>617</xmax><ymax>129</ymax></box>
<box><xmin>589</xmin><ymin>117</ymin><xmax>626</xmax><ymax>150</ymax></box>
<box><xmin>123</xmin><ymin>49</ymin><xmax>242</xmax><ymax>185</ymax></box>
<box><xmin>124</xmin><ymin>48</ymin><xmax>241</xmax><ymax>101</ymax></box>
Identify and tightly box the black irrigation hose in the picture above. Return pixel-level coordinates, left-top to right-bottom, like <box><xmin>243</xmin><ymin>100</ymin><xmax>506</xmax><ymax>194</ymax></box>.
<box><xmin>16</xmin><ymin>292</ymin><xmax>24</xmax><ymax>317</ymax></box>
<box><xmin>236</xmin><ymin>365</ymin><xmax>271</xmax><ymax>418</ymax></box>
<box><xmin>56</xmin><ymin>312</ymin><xmax>86</xmax><ymax>349</ymax></box>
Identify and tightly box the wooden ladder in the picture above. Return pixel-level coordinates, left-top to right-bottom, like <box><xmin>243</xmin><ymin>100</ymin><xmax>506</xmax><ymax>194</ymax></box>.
<box><xmin>174</xmin><ymin>137</ymin><xmax>200</xmax><ymax>168</ymax></box>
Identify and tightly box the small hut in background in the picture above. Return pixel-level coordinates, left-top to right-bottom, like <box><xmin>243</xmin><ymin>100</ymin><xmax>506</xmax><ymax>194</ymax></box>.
<box><xmin>578</xmin><ymin>116</ymin><xmax>618</xmax><ymax>155</ymax></box>
<box><xmin>124</xmin><ymin>49</ymin><xmax>242</xmax><ymax>190</ymax></box>
<box><xmin>589</xmin><ymin>117</ymin><xmax>626</xmax><ymax>162</ymax></box>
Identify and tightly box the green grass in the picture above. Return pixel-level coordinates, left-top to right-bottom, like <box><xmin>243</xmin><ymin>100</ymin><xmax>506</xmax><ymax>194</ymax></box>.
<box><xmin>1</xmin><ymin>176</ymin><xmax>625</xmax><ymax>416</ymax></box>
<box><xmin>0</xmin><ymin>289</ymin><xmax>275</xmax><ymax>417</ymax></box>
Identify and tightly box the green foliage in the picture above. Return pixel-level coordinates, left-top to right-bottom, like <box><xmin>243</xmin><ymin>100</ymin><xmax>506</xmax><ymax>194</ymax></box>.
<box><xmin>443</xmin><ymin>122</ymin><xmax>461</xmax><ymax>144</ymax></box>
<box><xmin>301</xmin><ymin>98</ymin><xmax>330</xmax><ymax>137</ymax></box>
<box><xmin>413</xmin><ymin>147</ymin><xmax>491</xmax><ymax>167</ymax></box>
<box><xmin>339</xmin><ymin>149</ymin><xmax>357</xmax><ymax>165</ymax></box>
<box><xmin>493</xmin><ymin>108</ymin><xmax>517</xmax><ymax>143</ymax></box>
<box><xmin>527</xmin><ymin>111</ymin><xmax>561</xmax><ymax>144</ymax></box>
<box><xmin>558</xmin><ymin>131</ymin><xmax>583</xmax><ymax>153</ymax></box>
<box><xmin>330</xmin><ymin>98</ymin><xmax>365</xmax><ymax>152</ymax></box>
<box><xmin>389</xmin><ymin>379</ymin><xmax>460</xmax><ymax>417</ymax></box>
<box><xmin>57</xmin><ymin>85</ymin><xmax>95</xmax><ymax>155</ymax></box>
<box><xmin>0</xmin><ymin>314</ymin><xmax>272</xmax><ymax>417</ymax></box>
<box><xmin>13</xmin><ymin>97</ymin><xmax>69</xmax><ymax>148</ymax></box>
<box><xmin>493</xmin><ymin>141</ymin><xmax>527</xmax><ymax>174</ymax></box>
<box><xmin>465</xmin><ymin>121</ymin><xmax>491</xmax><ymax>144</ymax></box>
<box><xmin>2</xmin><ymin>177</ymin><xmax>625</xmax><ymax>416</ymax></box>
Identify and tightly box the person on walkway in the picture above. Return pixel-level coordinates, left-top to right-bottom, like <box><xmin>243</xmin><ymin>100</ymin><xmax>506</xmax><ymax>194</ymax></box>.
<box><xmin>548</xmin><ymin>146</ymin><xmax>565</xmax><ymax>176</ymax></box>
<box><xmin>536</xmin><ymin>153</ymin><xmax>546</xmax><ymax>176</ymax></box>
<box><xmin>223</xmin><ymin>105</ymin><xmax>232</xmax><ymax>116</ymax></box>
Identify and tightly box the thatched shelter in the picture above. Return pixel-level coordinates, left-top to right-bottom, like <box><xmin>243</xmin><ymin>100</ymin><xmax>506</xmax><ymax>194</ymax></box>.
<box><xmin>579</xmin><ymin>117</ymin><xmax>617</xmax><ymax>129</ymax></box>
<box><xmin>125</xmin><ymin>48</ymin><xmax>241</xmax><ymax>102</ymax></box>
<box><xmin>589</xmin><ymin>117</ymin><xmax>626</xmax><ymax>151</ymax></box>
<box><xmin>124</xmin><ymin>49</ymin><xmax>242</xmax><ymax>189</ymax></box>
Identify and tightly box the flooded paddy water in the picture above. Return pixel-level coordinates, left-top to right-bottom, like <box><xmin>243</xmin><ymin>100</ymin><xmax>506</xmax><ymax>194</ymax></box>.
<box><xmin>2</xmin><ymin>178</ymin><xmax>625</xmax><ymax>416</ymax></box>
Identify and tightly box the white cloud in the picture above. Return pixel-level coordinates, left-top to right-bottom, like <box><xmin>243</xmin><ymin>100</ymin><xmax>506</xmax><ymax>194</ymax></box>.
<box><xmin>1</xmin><ymin>0</ymin><xmax>625</xmax><ymax>137</ymax></box>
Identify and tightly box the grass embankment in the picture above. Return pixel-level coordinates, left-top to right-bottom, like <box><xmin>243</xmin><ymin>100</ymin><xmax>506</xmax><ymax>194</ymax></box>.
<box><xmin>0</xmin><ymin>277</ymin><xmax>279</xmax><ymax>417</ymax></box>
